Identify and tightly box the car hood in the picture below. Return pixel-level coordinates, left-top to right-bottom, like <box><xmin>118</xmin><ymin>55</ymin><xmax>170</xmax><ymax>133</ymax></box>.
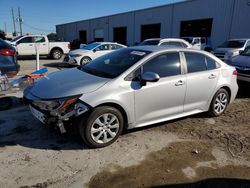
<box><xmin>69</xmin><ymin>49</ymin><xmax>90</xmax><ymax>55</ymax></box>
<box><xmin>230</xmin><ymin>55</ymin><xmax>250</xmax><ymax>67</ymax></box>
<box><xmin>26</xmin><ymin>68</ymin><xmax>109</xmax><ymax>99</ymax></box>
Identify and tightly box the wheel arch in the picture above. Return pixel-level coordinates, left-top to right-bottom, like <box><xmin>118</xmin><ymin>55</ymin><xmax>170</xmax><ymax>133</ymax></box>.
<box><xmin>220</xmin><ymin>86</ymin><xmax>232</xmax><ymax>102</ymax></box>
<box><xmin>96</xmin><ymin>102</ymin><xmax>129</xmax><ymax>130</ymax></box>
<box><xmin>50</xmin><ymin>47</ymin><xmax>64</xmax><ymax>55</ymax></box>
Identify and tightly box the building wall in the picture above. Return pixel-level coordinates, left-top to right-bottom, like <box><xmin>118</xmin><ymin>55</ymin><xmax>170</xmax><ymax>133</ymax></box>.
<box><xmin>108</xmin><ymin>12</ymin><xmax>134</xmax><ymax>46</ymax></box>
<box><xmin>134</xmin><ymin>5</ymin><xmax>173</xmax><ymax>44</ymax></box>
<box><xmin>172</xmin><ymin>0</ymin><xmax>235</xmax><ymax>47</ymax></box>
<box><xmin>56</xmin><ymin>0</ymin><xmax>250</xmax><ymax>48</ymax></box>
<box><xmin>230</xmin><ymin>0</ymin><xmax>250</xmax><ymax>39</ymax></box>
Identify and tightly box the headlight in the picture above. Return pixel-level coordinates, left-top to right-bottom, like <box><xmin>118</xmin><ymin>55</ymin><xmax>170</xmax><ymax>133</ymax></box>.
<box><xmin>225</xmin><ymin>51</ymin><xmax>239</xmax><ymax>59</ymax></box>
<box><xmin>70</xmin><ymin>54</ymin><xmax>82</xmax><ymax>57</ymax></box>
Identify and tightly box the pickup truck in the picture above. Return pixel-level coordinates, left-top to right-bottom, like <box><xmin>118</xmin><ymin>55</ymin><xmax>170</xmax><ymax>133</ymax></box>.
<box><xmin>10</xmin><ymin>35</ymin><xmax>70</xmax><ymax>59</ymax></box>
<box><xmin>181</xmin><ymin>37</ymin><xmax>213</xmax><ymax>52</ymax></box>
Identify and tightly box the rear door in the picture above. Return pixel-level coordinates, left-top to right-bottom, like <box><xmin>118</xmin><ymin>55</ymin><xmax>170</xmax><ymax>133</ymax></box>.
<box><xmin>16</xmin><ymin>36</ymin><xmax>35</xmax><ymax>55</ymax></box>
<box><xmin>34</xmin><ymin>36</ymin><xmax>48</xmax><ymax>55</ymax></box>
<box><xmin>183</xmin><ymin>52</ymin><xmax>220</xmax><ymax>111</ymax></box>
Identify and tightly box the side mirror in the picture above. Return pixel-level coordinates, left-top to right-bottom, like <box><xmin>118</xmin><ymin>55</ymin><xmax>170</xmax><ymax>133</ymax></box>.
<box><xmin>140</xmin><ymin>72</ymin><xmax>160</xmax><ymax>86</ymax></box>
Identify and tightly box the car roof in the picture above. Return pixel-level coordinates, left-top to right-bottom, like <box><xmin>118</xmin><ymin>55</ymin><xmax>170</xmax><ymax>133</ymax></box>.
<box><xmin>143</xmin><ymin>38</ymin><xmax>161</xmax><ymax>41</ymax></box>
<box><xmin>129</xmin><ymin>45</ymin><xmax>184</xmax><ymax>52</ymax></box>
<box><xmin>228</xmin><ymin>38</ymin><xmax>250</xmax><ymax>41</ymax></box>
<box><xmin>91</xmin><ymin>42</ymin><xmax>125</xmax><ymax>46</ymax></box>
<box><xmin>128</xmin><ymin>45</ymin><xmax>212</xmax><ymax>54</ymax></box>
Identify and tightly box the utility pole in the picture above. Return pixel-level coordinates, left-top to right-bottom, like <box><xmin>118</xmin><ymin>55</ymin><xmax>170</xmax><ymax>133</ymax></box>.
<box><xmin>4</xmin><ymin>23</ymin><xmax>7</xmax><ymax>33</ymax></box>
<box><xmin>18</xmin><ymin>7</ymin><xmax>23</xmax><ymax>35</ymax></box>
<box><xmin>11</xmin><ymin>8</ymin><xmax>16</xmax><ymax>36</ymax></box>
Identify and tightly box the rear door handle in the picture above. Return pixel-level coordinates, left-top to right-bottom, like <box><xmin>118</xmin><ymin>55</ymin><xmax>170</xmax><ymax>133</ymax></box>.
<box><xmin>29</xmin><ymin>44</ymin><xmax>33</xmax><ymax>46</ymax></box>
<box><xmin>175</xmin><ymin>80</ymin><xmax>185</xmax><ymax>86</ymax></box>
<box><xmin>208</xmin><ymin>74</ymin><xmax>216</xmax><ymax>79</ymax></box>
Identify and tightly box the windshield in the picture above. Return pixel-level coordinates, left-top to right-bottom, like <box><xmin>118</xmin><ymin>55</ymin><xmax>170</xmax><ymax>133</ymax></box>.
<box><xmin>218</xmin><ymin>40</ymin><xmax>246</xmax><ymax>48</ymax></box>
<box><xmin>81</xmin><ymin>48</ymin><xmax>151</xmax><ymax>78</ymax></box>
<box><xmin>241</xmin><ymin>47</ymin><xmax>250</xmax><ymax>56</ymax></box>
<box><xmin>11</xmin><ymin>36</ymin><xmax>23</xmax><ymax>42</ymax></box>
<box><xmin>82</xmin><ymin>43</ymin><xmax>101</xmax><ymax>50</ymax></box>
<box><xmin>139</xmin><ymin>40</ymin><xmax>160</xmax><ymax>46</ymax></box>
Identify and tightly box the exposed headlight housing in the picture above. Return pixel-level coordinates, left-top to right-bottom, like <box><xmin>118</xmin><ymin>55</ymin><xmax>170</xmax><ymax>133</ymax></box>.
<box><xmin>225</xmin><ymin>51</ymin><xmax>239</xmax><ymax>60</ymax></box>
<box><xmin>70</xmin><ymin>54</ymin><xmax>82</xmax><ymax>57</ymax></box>
<box><xmin>32</xmin><ymin>96</ymin><xmax>80</xmax><ymax>111</ymax></box>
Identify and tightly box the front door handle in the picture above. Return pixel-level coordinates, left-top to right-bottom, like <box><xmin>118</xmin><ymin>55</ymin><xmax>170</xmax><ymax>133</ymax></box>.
<box><xmin>175</xmin><ymin>80</ymin><xmax>185</xmax><ymax>86</ymax></box>
<box><xmin>208</xmin><ymin>74</ymin><xmax>216</xmax><ymax>79</ymax></box>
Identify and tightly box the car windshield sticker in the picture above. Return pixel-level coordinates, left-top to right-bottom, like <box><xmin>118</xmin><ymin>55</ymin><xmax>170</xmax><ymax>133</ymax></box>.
<box><xmin>131</xmin><ymin>51</ymin><xmax>146</xmax><ymax>56</ymax></box>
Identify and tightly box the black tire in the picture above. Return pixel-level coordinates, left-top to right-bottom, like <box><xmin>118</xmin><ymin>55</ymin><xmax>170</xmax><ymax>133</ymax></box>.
<box><xmin>78</xmin><ymin>106</ymin><xmax>124</xmax><ymax>148</ymax></box>
<box><xmin>51</xmin><ymin>49</ymin><xmax>62</xmax><ymax>60</ymax></box>
<box><xmin>0</xmin><ymin>97</ymin><xmax>13</xmax><ymax>111</ymax></box>
<box><xmin>80</xmin><ymin>57</ymin><xmax>91</xmax><ymax>65</ymax></box>
<box><xmin>208</xmin><ymin>88</ymin><xmax>229</xmax><ymax>117</ymax></box>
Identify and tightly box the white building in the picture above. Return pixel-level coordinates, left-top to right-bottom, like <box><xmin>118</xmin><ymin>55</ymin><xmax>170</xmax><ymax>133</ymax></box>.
<box><xmin>56</xmin><ymin>0</ymin><xmax>250</xmax><ymax>48</ymax></box>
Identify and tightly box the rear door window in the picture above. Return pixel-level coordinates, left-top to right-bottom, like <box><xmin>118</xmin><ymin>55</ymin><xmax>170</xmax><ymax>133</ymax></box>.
<box><xmin>184</xmin><ymin>53</ymin><xmax>207</xmax><ymax>73</ymax></box>
<box><xmin>34</xmin><ymin>36</ymin><xmax>45</xmax><ymax>43</ymax></box>
<box><xmin>111</xmin><ymin>44</ymin><xmax>123</xmax><ymax>50</ymax></box>
<box><xmin>185</xmin><ymin>52</ymin><xmax>218</xmax><ymax>73</ymax></box>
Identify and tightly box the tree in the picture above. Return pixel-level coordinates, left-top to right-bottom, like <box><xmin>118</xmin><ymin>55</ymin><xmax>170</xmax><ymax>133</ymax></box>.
<box><xmin>0</xmin><ymin>30</ymin><xmax>6</xmax><ymax>40</ymax></box>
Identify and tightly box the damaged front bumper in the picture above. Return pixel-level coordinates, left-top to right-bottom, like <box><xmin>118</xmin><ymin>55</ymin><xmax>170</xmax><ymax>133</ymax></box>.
<box><xmin>24</xmin><ymin>93</ymin><xmax>90</xmax><ymax>133</ymax></box>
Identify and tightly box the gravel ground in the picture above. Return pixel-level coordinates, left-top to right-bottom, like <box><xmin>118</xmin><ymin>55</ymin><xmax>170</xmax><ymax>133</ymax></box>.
<box><xmin>0</xmin><ymin>57</ymin><xmax>250</xmax><ymax>188</ymax></box>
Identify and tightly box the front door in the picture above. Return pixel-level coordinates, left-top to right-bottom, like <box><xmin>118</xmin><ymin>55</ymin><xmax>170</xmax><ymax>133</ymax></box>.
<box><xmin>134</xmin><ymin>52</ymin><xmax>186</xmax><ymax>126</ymax></box>
<box><xmin>16</xmin><ymin>36</ymin><xmax>35</xmax><ymax>55</ymax></box>
<box><xmin>93</xmin><ymin>44</ymin><xmax>111</xmax><ymax>59</ymax></box>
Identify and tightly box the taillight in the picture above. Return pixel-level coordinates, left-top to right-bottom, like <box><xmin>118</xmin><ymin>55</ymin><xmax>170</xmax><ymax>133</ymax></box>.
<box><xmin>68</xmin><ymin>43</ymin><xmax>71</xmax><ymax>50</ymax></box>
<box><xmin>0</xmin><ymin>49</ymin><xmax>17</xmax><ymax>57</ymax></box>
<box><xmin>233</xmin><ymin>70</ymin><xmax>238</xmax><ymax>76</ymax></box>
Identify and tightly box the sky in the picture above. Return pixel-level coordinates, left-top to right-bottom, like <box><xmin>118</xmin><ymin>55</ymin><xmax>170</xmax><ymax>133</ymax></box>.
<box><xmin>0</xmin><ymin>0</ymin><xmax>184</xmax><ymax>35</ymax></box>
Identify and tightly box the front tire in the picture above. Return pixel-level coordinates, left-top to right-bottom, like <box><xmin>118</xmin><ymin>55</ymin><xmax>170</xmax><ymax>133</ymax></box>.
<box><xmin>80</xmin><ymin>57</ymin><xmax>91</xmax><ymax>65</ymax></box>
<box><xmin>208</xmin><ymin>88</ymin><xmax>229</xmax><ymax>117</ymax></box>
<box><xmin>78</xmin><ymin>106</ymin><xmax>124</xmax><ymax>148</ymax></box>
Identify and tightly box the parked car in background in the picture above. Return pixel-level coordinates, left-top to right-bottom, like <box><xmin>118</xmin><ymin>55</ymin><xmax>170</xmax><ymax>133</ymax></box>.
<box><xmin>64</xmin><ymin>42</ymin><xmax>126</xmax><ymax>65</ymax></box>
<box><xmin>181</xmin><ymin>37</ymin><xmax>213</xmax><ymax>52</ymax></box>
<box><xmin>0</xmin><ymin>38</ymin><xmax>19</xmax><ymax>77</ymax></box>
<box><xmin>227</xmin><ymin>46</ymin><xmax>250</xmax><ymax>82</ymax></box>
<box><xmin>214</xmin><ymin>39</ymin><xmax>250</xmax><ymax>61</ymax></box>
<box><xmin>24</xmin><ymin>46</ymin><xmax>238</xmax><ymax>148</ymax></box>
<box><xmin>139</xmin><ymin>38</ymin><xmax>192</xmax><ymax>48</ymax></box>
<box><xmin>10</xmin><ymin>35</ymin><xmax>71</xmax><ymax>60</ymax></box>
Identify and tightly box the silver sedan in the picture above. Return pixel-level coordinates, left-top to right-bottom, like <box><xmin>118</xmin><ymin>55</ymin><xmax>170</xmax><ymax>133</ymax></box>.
<box><xmin>24</xmin><ymin>46</ymin><xmax>238</xmax><ymax>148</ymax></box>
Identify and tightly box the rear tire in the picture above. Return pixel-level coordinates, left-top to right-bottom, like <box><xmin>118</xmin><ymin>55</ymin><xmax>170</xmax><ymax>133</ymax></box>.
<box><xmin>208</xmin><ymin>88</ymin><xmax>229</xmax><ymax>117</ymax></box>
<box><xmin>51</xmin><ymin>49</ymin><xmax>62</xmax><ymax>60</ymax></box>
<box><xmin>78</xmin><ymin>106</ymin><xmax>124</xmax><ymax>148</ymax></box>
<box><xmin>80</xmin><ymin>57</ymin><xmax>91</xmax><ymax>65</ymax></box>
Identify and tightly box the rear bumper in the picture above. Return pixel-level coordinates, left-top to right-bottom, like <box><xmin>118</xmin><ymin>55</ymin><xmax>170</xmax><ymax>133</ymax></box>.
<box><xmin>238</xmin><ymin>74</ymin><xmax>250</xmax><ymax>82</ymax></box>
